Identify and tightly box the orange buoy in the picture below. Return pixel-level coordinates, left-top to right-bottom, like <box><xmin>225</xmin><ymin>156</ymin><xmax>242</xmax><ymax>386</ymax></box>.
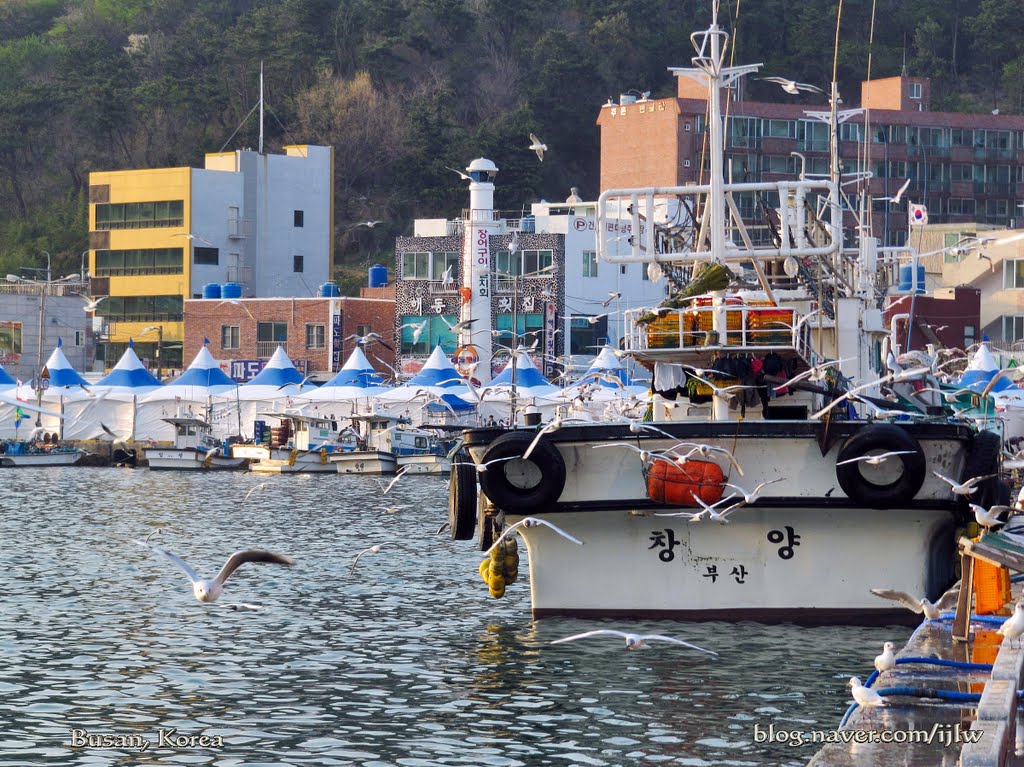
<box><xmin>646</xmin><ymin>459</ymin><xmax>725</xmax><ymax>507</ymax></box>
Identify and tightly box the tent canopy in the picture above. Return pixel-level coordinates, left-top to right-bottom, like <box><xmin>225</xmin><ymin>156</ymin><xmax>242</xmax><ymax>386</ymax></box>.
<box><xmin>96</xmin><ymin>346</ymin><xmax>163</xmax><ymax>390</ymax></box>
<box><xmin>41</xmin><ymin>343</ymin><xmax>90</xmax><ymax>388</ymax></box>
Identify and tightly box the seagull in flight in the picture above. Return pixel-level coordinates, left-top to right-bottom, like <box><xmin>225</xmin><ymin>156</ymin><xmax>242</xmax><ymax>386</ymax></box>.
<box><xmin>876</xmin><ymin>177</ymin><xmax>912</xmax><ymax>204</ymax></box>
<box><xmin>723</xmin><ymin>479</ymin><xmax>783</xmax><ymax>503</ymax></box>
<box><xmin>401</xmin><ymin>319</ymin><xmax>429</xmax><ymax>345</ymax></box>
<box><xmin>772</xmin><ymin>356</ymin><xmax>856</xmax><ymax>391</ymax></box>
<box><xmin>602</xmin><ymin>291</ymin><xmax>621</xmax><ymax>307</ymax></box>
<box><xmin>445</xmin><ymin>166</ymin><xmax>472</xmax><ymax>181</ymax></box>
<box><xmin>80</xmin><ymin>295</ymin><xmax>108</xmax><ymax>313</ymax></box>
<box><xmin>216</xmin><ymin>298</ymin><xmax>255</xmax><ymax>318</ymax></box>
<box><xmin>136</xmin><ymin>542</ymin><xmax>294</xmax><ymax>603</ymax></box>
<box><xmin>350</xmin><ymin>542</ymin><xmax>403</xmax><ymax>573</ymax></box>
<box><xmin>758</xmin><ymin>76</ymin><xmax>824</xmax><ymax>96</ymax></box>
<box><xmin>381</xmin><ymin>464</ymin><xmax>412</xmax><ymax>494</ymax></box>
<box><xmin>551</xmin><ymin>629</ymin><xmax>717</xmax><ymax>654</ymax></box>
<box><xmin>173</xmin><ymin>232</ymin><xmax>215</xmax><ymax>246</ymax></box>
<box><xmin>529</xmin><ymin>133</ymin><xmax>547</xmax><ymax>161</ymax></box>
<box><xmin>869</xmin><ymin>587</ymin><xmax>959</xmax><ymax>620</ymax></box>
<box><xmin>932</xmin><ymin>471</ymin><xmax>996</xmax><ymax>497</ymax></box>
<box><xmin>669</xmin><ymin>442</ymin><xmax>745</xmax><ymax>476</ymax></box>
<box><xmin>692</xmin><ymin>493</ymin><xmax>746</xmax><ymax>523</ymax></box>
<box><xmin>835</xmin><ymin>450</ymin><xmax>918</xmax><ymax>467</ymax></box>
<box><xmin>442</xmin><ymin>317</ymin><xmax>476</xmax><ymax>334</ymax></box>
<box><xmin>356</xmin><ymin>220</ymin><xmax>383</xmax><ymax>228</ymax></box>
<box><xmin>485</xmin><ymin>517</ymin><xmax>583</xmax><ymax>555</ymax></box>
<box><xmin>241</xmin><ymin>482</ymin><xmax>270</xmax><ymax>505</ymax></box>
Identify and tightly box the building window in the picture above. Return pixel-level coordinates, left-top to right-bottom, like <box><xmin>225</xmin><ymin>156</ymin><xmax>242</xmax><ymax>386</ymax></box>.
<box><xmin>1004</xmin><ymin>316</ymin><xmax>1024</xmax><ymax>342</ymax></box>
<box><xmin>401</xmin><ymin>252</ymin><xmax>431</xmax><ymax>279</ymax></box>
<box><xmin>74</xmin><ymin>331</ymin><xmax>86</xmax><ymax>347</ymax></box>
<box><xmin>1005</xmin><ymin>260</ymin><xmax>1024</xmax><ymax>289</ymax></box>
<box><xmin>496</xmin><ymin>249</ymin><xmax>553</xmax><ymax>277</ymax></box>
<box><xmin>221</xmin><ymin>325</ymin><xmax>240</xmax><ymax>350</ymax></box>
<box><xmin>95</xmin><ymin>248</ymin><xmax>184</xmax><ymax>276</ymax></box>
<box><xmin>94</xmin><ymin>200</ymin><xmax>184</xmax><ymax>230</ymax></box>
<box><xmin>94</xmin><ymin>295</ymin><xmax>183</xmax><ymax>322</ymax></box>
<box><xmin>0</xmin><ymin>321</ymin><xmax>22</xmax><ymax>361</ymax></box>
<box><xmin>943</xmin><ymin>232</ymin><xmax>975</xmax><ymax>262</ymax></box>
<box><xmin>642</xmin><ymin>264</ymin><xmax>650</xmax><ymax>281</ymax></box>
<box><xmin>964</xmin><ymin>324</ymin><xmax>976</xmax><ymax>347</ymax></box>
<box><xmin>294</xmin><ymin>210</ymin><xmax>304</xmax><ymax>227</ymax></box>
<box><xmin>293</xmin><ymin>255</ymin><xmax>304</xmax><ymax>273</ymax></box>
<box><xmin>256</xmin><ymin>322</ymin><xmax>287</xmax><ymax>357</ymax></box>
<box><xmin>431</xmin><ymin>252</ymin><xmax>460</xmax><ymax>282</ymax></box>
<box><xmin>909</xmin><ymin>82</ymin><xmax>922</xmax><ymax>99</ymax></box>
<box><xmin>496</xmin><ymin>313</ymin><xmax>544</xmax><ymax>349</ymax></box>
<box><xmin>582</xmin><ymin>251</ymin><xmax>598</xmax><ymax>277</ymax></box>
<box><xmin>399</xmin><ymin>315</ymin><xmax>458</xmax><ymax>355</ymax></box>
<box><xmin>194</xmin><ymin>247</ymin><xmax>218</xmax><ymax>265</ymax></box>
<box><xmin>619</xmin><ymin>264</ymin><xmax>627</xmax><ymax>275</ymax></box>
<box><xmin>570</xmin><ymin>316</ymin><xmax>608</xmax><ymax>355</ymax></box>
<box><xmin>306</xmin><ymin>323</ymin><xmax>325</xmax><ymax>349</ymax></box>
<box><xmin>356</xmin><ymin>324</ymin><xmax>371</xmax><ymax>337</ymax></box>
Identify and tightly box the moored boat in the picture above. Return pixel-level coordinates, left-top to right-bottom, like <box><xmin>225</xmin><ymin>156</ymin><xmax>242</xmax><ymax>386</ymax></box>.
<box><xmin>0</xmin><ymin>437</ymin><xmax>84</xmax><ymax>467</ymax></box>
<box><xmin>144</xmin><ymin>416</ymin><xmax>247</xmax><ymax>470</ymax></box>
<box><xmin>445</xmin><ymin>6</ymin><xmax>998</xmax><ymax>622</ymax></box>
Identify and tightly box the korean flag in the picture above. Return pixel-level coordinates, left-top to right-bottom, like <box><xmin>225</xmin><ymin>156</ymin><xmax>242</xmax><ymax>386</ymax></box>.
<box><xmin>909</xmin><ymin>203</ymin><xmax>928</xmax><ymax>226</ymax></box>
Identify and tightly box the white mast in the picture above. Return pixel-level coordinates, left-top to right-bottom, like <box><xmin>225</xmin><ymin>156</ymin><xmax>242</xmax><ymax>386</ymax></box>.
<box><xmin>259</xmin><ymin>62</ymin><xmax>264</xmax><ymax>155</ymax></box>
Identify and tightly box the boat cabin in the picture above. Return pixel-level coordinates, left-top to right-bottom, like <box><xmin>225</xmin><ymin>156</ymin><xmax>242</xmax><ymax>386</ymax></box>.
<box><xmin>161</xmin><ymin>416</ymin><xmax>218</xmax><ymax>451</ymax></box>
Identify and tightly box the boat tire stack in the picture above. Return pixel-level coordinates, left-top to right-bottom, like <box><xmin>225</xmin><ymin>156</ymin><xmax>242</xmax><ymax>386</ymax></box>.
<box><xmin>448</xmin><ymin>456</ymin><xmax>477</xmax><ymax>540</ymax></box>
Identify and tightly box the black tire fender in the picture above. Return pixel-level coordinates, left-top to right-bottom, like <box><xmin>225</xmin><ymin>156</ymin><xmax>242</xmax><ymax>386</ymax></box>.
<box><xmin>835</xmin><ymin>424</ymin><xmax>927</xmax><ymax>509</ymax></box>
<box><xmin>961</xmin><ymin>430</ymin><xmax>1002</xmax><ymax>509</ymax></box>
<box><xmin>448</xmin><ymin>456</ymin><xmax>477</xmax><ymax>541</ymax></box>
<box><xmin>477</xmin><ymin>431</ymin><xmax>566</xmax><ymax>513</ymax></box>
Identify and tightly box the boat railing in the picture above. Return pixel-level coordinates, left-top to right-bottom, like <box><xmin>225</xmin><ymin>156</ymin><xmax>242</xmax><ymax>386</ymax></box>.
<box><xmin>623</xmin><ymin>303</ymin><xmax>816</xmax><ymax>362</ymax></box>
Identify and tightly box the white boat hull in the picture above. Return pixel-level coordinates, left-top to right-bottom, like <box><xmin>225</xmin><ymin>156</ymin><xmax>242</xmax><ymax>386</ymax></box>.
<box><xmin>249</xmin><ymin>450</ymin><xmax>340</xmax><ymax>474</ymax></box>
<box><xmin>0</xmin><ymin>450</ymin><xmax>83</xmax><ymax>467</ymax></box>
<box><xmin>145</xmin><ymin>448</ymin><xmax>248</xmax><ymax>470</ymax></box>
<box><xmin>396</xmin><ymin>453</ymin><xmax>451</xmax><ymax>474</ymax></box>
<box><xmin>463</xmin><ymin>421</ymin><xmax>979</xmax><ymax>622</ymax></box>
<box><xmin>331</xmin><ymin>451</ymin><xmax>398</xmax><ymax>475</ymax></box>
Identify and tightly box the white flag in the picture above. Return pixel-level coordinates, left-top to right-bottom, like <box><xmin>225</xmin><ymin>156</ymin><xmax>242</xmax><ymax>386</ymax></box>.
<box><xmin>909</xmin><ymin>203</ymin><xmax>928</xmax><ymax>226</ymax></box>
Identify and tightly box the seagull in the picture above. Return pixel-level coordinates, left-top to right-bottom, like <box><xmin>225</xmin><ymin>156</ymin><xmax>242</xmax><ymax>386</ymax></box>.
<box><xmin>835</xmin><ymin>450</ymin><xmax>918</xmax><ymax>467</ymax></box>
<box><xmin>522</xmin><ymin>418</ymin><xmax>585</xmax><ymax>460</ymax></box>
<box><xmin>445</xmin><ymin>166</ymin><xmax>472</xmax><ymax>181</ymax></box>
<box><xmin>346</xmin><ymin>331</ymin><xmax>384</xmax><ymax>345</ymax></box>
<box><xmin>357</xmin><ymin>220</ymin><xmax>383</xmax><ymax>228</ymax></box>
<box><xmin>876</xmin><ymin>178</ymin><xmax>912</xmax><ymax>204</ymax></box>
<box><xmin>932</xmin><ymin>471</ymin><xmax>996</xmax><ymax>497</ymax></box>
<box><xmin>811</xmin><ymin>367</ymin><xmax>932</xmax><ymax>419</ymax></box>
<box><xmin>350</xmin><ymin>542</ymin><xmax>402</xmax><ymax>573</ymax></box>
<box><xmin>998</xmin><ymin>602</ymin><xmax>1024</xmax><ymax>647</ymax></box>
<box><xmin>670</xmin><ymin>442</ymin><xmax>745</xmax><ymax>476</ymax></box>
<box><xmin>467</xmin><ymin>455</ymin><xmax>520</xmax><ymax>473</ymax></box>
<box><xmin>874</xmin><ymin>642</ymin><xmax>897</xmax><ymax>673</ymax></box>
<box><xmin>81</xmin><ymin>295</ymin><xmax>108</xmax><ymax>313</ymax></box>
<box><xmin>485</xmin><ymin>517</ymin><xmax>583</xmax><ymax>555</ymax></box>
<box><xmin>602</xmin><ymin>292</ymin><xmax>621</xmax><ymax>307</ymax></box>
<box><xmin>173</xmin><ymin>232</ymin><xmax>215</xmax><ymax>246</ymax></box>
<box><xmin>969</xmin><ymin>503</ymin><xmax>1013</xmax><ymax>530</ymax></box>
<box><xmin>137</xmin><ymin>542</ymin><xmax>294</xmax><ymax>603</ymax></box>
<box><xmin>693</xmin><ymin>493</ymin><xmax>745</xmax><ymax>523</ymax></box>
<box><xmin>758</xmin><ymin>76</ymin><xmax>824</xmax><ymax>96</ymax></box>
<box><xmin>869</xmin><ymin>587</ymin><xmax>959</xmax><ymax>620</ymax></box>
<box><xmin>653</xmin><ymin>507</ymin><xmax>711</xmax><ymax>522</ymax></box>
<box><xmin>528</xmin><ymin>132</ymin><xmax>547</xmax><ymax>161</ymax></box>
<box><xmin>380</xmin><ymin>504</ymin><xmax>411</xmax><ymax>514</ymax></box>
<box><xmin>242</xmin><ymin>482</ymin><xmax>270</xmax><ymax>505</ymax></box>
<box><xmin>401</xmin><ymin>320</ymin><xmax>429</xmax><ymax>345</ymax></box>
<box><xmin>688</xmin><ymin>374</ymin><xmax>761</xmax><ymax>402</ymax></box>
<box><xmin>627</xmin><ymin>421</ymin><xmax>676</xmax><ymax>439</ymax></box>
<box><xmin>440</xmin><ymin>264</ymin><xmax>455</xmax><ymax>286</ymax></box>
<box><xmin>443</xmin><ymin>317</ymin><xmax>477</xmax><ymax>334</ymax></box>
<box><xmin>772</xmin><ymin>356</ymin><xmax>856</xmax><ymax>391</ymax></box>
<box><xmin>278</xmin><ymin>374</ymin><xmax>315</xmax><ymax>391</ymax></box>
<box><xmin>216</xmin><ymin>298</ymin><xmax>255</xmax><ymax>318</ymax></box>
<box><xmin>550</xmin><ymin>629</ymin><xmax>717</xmax><ymax>655</ymax></box>
<box><xmin>848</xmin><ymin>676</ymin><xmax>887</xmax><ymax>708</ymax></box>
<box><xmin>382</xmin><ymin>464</ymin><xmax>412</xmax><ymax>494</ymax></box>
<box><xmin>723</xmin><ymin>479</ymin><xmax>783</xmax><ymax>503</ymax></box>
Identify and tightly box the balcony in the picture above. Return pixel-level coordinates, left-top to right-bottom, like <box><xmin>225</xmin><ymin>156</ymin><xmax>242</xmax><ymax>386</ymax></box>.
<box><xmin>256</xmin><ymin>341</ymin><xmax>284</xmax><ymax>358</ymax></box>
<box><xmin>227</xmin><ymin>217</ymin><xmax>253</xmax><ymax>239</ymax></box>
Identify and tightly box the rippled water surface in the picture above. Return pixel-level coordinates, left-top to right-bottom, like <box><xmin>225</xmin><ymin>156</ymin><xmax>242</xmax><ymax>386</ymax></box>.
<box><xmin>0</xmin><ymin>468</ymin><xmax>911</xmax><ymax>766</ymax></box>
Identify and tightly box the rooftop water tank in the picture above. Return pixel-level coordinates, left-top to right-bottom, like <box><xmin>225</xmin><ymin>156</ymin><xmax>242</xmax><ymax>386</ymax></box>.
<box><xmin>222</xmin><ymin>282</ymin><xmax>243</xmax><ymax>299</ymax></box>
<box><xmin>368</xmin><ymin>264</ymin><xmax>388</xmax><ymax>288</ymax></box>
<box><xmin>202</xmin><ymin>283</ymin><xmax>222</xmax><ymax>299</ymax></box>
<box><xmin>320</xmin><ymin>282</ymin><xmax>341</xmax><ymax>297</ymax></box>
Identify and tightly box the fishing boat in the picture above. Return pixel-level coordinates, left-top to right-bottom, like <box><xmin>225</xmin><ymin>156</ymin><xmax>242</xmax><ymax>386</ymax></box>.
<box><xmin>144</xmin><ymin>416</ymin><xmax>248</xmax><ymax>470</ymax></box>
<box><xmin>244</xmin><ymin>412</ymin><xmax>346</xmax><ymax>474</ymax></box>
<box><xmin>0</xmin><ymin>436</ymin><xmax>83</xmax><ymax>467</ymax></box>
<box><xmin>445</xmin><ymin>7</ymin><xmax>999</xmax><ymax>622</ymax></box>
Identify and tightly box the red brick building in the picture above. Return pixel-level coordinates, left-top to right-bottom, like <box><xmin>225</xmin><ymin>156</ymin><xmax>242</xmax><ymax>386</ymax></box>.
<box><xmin>183</xmin><ymin>288</ymin><xmax>395</xmax><ymax>381</ymax></box>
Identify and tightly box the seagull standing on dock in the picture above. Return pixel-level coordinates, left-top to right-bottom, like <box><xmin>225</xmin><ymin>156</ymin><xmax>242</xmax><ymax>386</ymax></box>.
<box><xmin>970</xmin><ymin>503</ymin><xmax>1013</xmax><ymax>531</ymax></box>
<box><xmin>551</xmin><ymin>629</ymin><xmax>717</xmax><ymax>655</ymax></box>
<box><xmin>874</xmin><ymin>641</ymin><xmax>897</xmax><ymax>673</ymax></box>
<box><xmin>998</xmin><ymin>603</ymin><xmax>1024</xmax><ymax>647</ymax></box>
<box><xmin>848</xmin><ymin>676</ymin><xmax>887</xmax><ymax>708</ymax></box>
<box><xmin>136</xmin><ymin>542</ymin><xmax>294</xmax><ymax>603</ymax></box>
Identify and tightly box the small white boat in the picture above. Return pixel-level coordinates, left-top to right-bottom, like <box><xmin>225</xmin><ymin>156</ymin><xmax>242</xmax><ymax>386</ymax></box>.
<box><xmin>0</xmin><ymin>438</ymin><xmax>83</xmax><ymax>467</ymax></box>
<box><xmin>145</xmin><ymin>417</ymin><xmax>248</xmax><ymax>470</ymax></box>
<box><xmin>246</xmin><ymin>413</ymin><xmax>347</xmax><ymax>474</ymax></box>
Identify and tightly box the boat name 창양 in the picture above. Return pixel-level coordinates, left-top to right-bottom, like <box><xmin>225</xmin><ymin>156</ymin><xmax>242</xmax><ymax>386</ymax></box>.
<box><xmin>649</xmin><ymin>527</ymin><xmax>802</xmax><ymax>567</ymax></box>
<box><xmin>767</xmin><ymin>526</ymin><xmax>801</xmax><ymax>559</ymax></box>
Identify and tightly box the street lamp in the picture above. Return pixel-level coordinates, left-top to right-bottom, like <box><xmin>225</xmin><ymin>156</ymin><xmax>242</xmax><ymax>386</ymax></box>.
<box><xmin>141</xmin><ymin>326</ymin><xmax>164</xmax><ymax>381</ymax></box>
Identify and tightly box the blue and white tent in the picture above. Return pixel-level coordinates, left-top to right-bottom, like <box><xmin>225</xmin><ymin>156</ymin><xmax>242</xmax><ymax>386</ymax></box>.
<box><xmin>62</xmin><ymin>345</ymin><xmax>163</xmax><ymax>441</ymax></box>
<box><xmin>375</xmin><ymin>345</ymin><xmax>475</xmax><ymax>419</ymax></box>
<box><xmin>0</xmin><ymin>362</ymin><xmax>15</xmax><ymax>390</ymax></box>
<box><xmin>0</xmin><ymin>341</ymin><xmax>91</xmax><ymax>438</ymax></box>
<box><xmin>489</xmin><ymin>349</ymin><xmax>559</xmax><ymax>395</ymax></box>
<box><xmin>304</xmin><ymin>345</ymin><xmax>389</xmax><ymax>402</ymax></box>
<box><xmin>217</xmin><ymin>347</ymin><xmax>310</xmax><ymax>438</ymax></box>
<box><xmin>958</xmin><ymin>343</ymin><xmax>1016</xmax><ymax>395</ymax></box>
<box><xmin>41</xmin><ymin>341</ymin><xmax>90</xmax><ymax>389</ymax></box>
<box><xmin>138</xmin><ymin>345</ymin><xmax>239</xmax><ymax>440</ymax></box>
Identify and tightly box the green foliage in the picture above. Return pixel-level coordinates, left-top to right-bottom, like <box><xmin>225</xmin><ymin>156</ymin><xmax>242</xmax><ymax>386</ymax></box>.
<box><xmin>0</xmin><ymin>0</ymin><xmax>1021</xmax><ymax>277</ymax></box>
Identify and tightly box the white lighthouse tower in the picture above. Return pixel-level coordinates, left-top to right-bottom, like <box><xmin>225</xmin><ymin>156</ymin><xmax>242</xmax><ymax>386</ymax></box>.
<box><xmin>459</xmin><ymin>158</ymin><xmax>500</xmax><ymax>384</ymax></box>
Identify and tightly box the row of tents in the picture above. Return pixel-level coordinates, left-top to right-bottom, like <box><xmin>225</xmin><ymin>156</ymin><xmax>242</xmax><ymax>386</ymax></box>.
<box><xmin>0</xmin><ymin>341</ymin><xmax>651</xmax><ymax>443</ymax></box>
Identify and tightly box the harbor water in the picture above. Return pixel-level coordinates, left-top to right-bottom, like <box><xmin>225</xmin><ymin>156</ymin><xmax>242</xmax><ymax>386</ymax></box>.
<box><xmin>1</xmin><ymin>468</ymin><xmax>912</xmax><ymax>766</ymax></box>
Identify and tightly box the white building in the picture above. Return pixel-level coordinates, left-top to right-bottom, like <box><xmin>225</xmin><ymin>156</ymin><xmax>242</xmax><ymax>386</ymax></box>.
<box><xmin>392</xmin><ymin>159</ymin><xmax>667</xmax><ymax>383</ymax></box>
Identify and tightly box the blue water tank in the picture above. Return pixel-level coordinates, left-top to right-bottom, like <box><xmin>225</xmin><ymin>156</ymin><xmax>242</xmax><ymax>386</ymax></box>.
<box><xmin>222</xmin><ymin>282</ymin><xmax>243</xmax><ymax>299</ymax></box>
<box><xmin>368</xmin><ymin>264</ymin><xmax>388</xmax><ymax>288</ymax></box>
<box><xmin>320</xmin><ymin>282</ymin><xmax>341</xmax><ymax>297</ymax></box>
<box><xmin>897</xmin><ymin>264</ymin><xmax>926</xmax><ymax>294</ymax></box>
<box><xmin>202</xmin><ymin>283</ymin><xmax>222</xmax><ymax>299</ymax></box>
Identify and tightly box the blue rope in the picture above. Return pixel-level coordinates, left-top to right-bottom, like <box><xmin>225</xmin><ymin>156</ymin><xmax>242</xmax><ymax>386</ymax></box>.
<box><xmin>838</xmin><ymin>702</ymin><xmax>859</xmax><ymax>729</ymax></box>
<box><xmin>842</xmin><ymin>686</ymin><xmax>984</xmax><ymax>726</ymax></box>
<box><xmin>936</xmin><ymin>613</ymin><xmax>1008</xmax><ymax>625</ymax></box>
<box><xmin>897</xmin><ymin>655</ymin><xmax>991</xmax><ymax>667</ymax></box>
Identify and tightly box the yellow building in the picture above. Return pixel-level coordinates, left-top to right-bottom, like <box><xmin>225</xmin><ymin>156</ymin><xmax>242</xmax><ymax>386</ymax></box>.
<box><xmin>88</xmin><ymin>145</ymin><xmax>334</xmax><ymax>371</ymax></box>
